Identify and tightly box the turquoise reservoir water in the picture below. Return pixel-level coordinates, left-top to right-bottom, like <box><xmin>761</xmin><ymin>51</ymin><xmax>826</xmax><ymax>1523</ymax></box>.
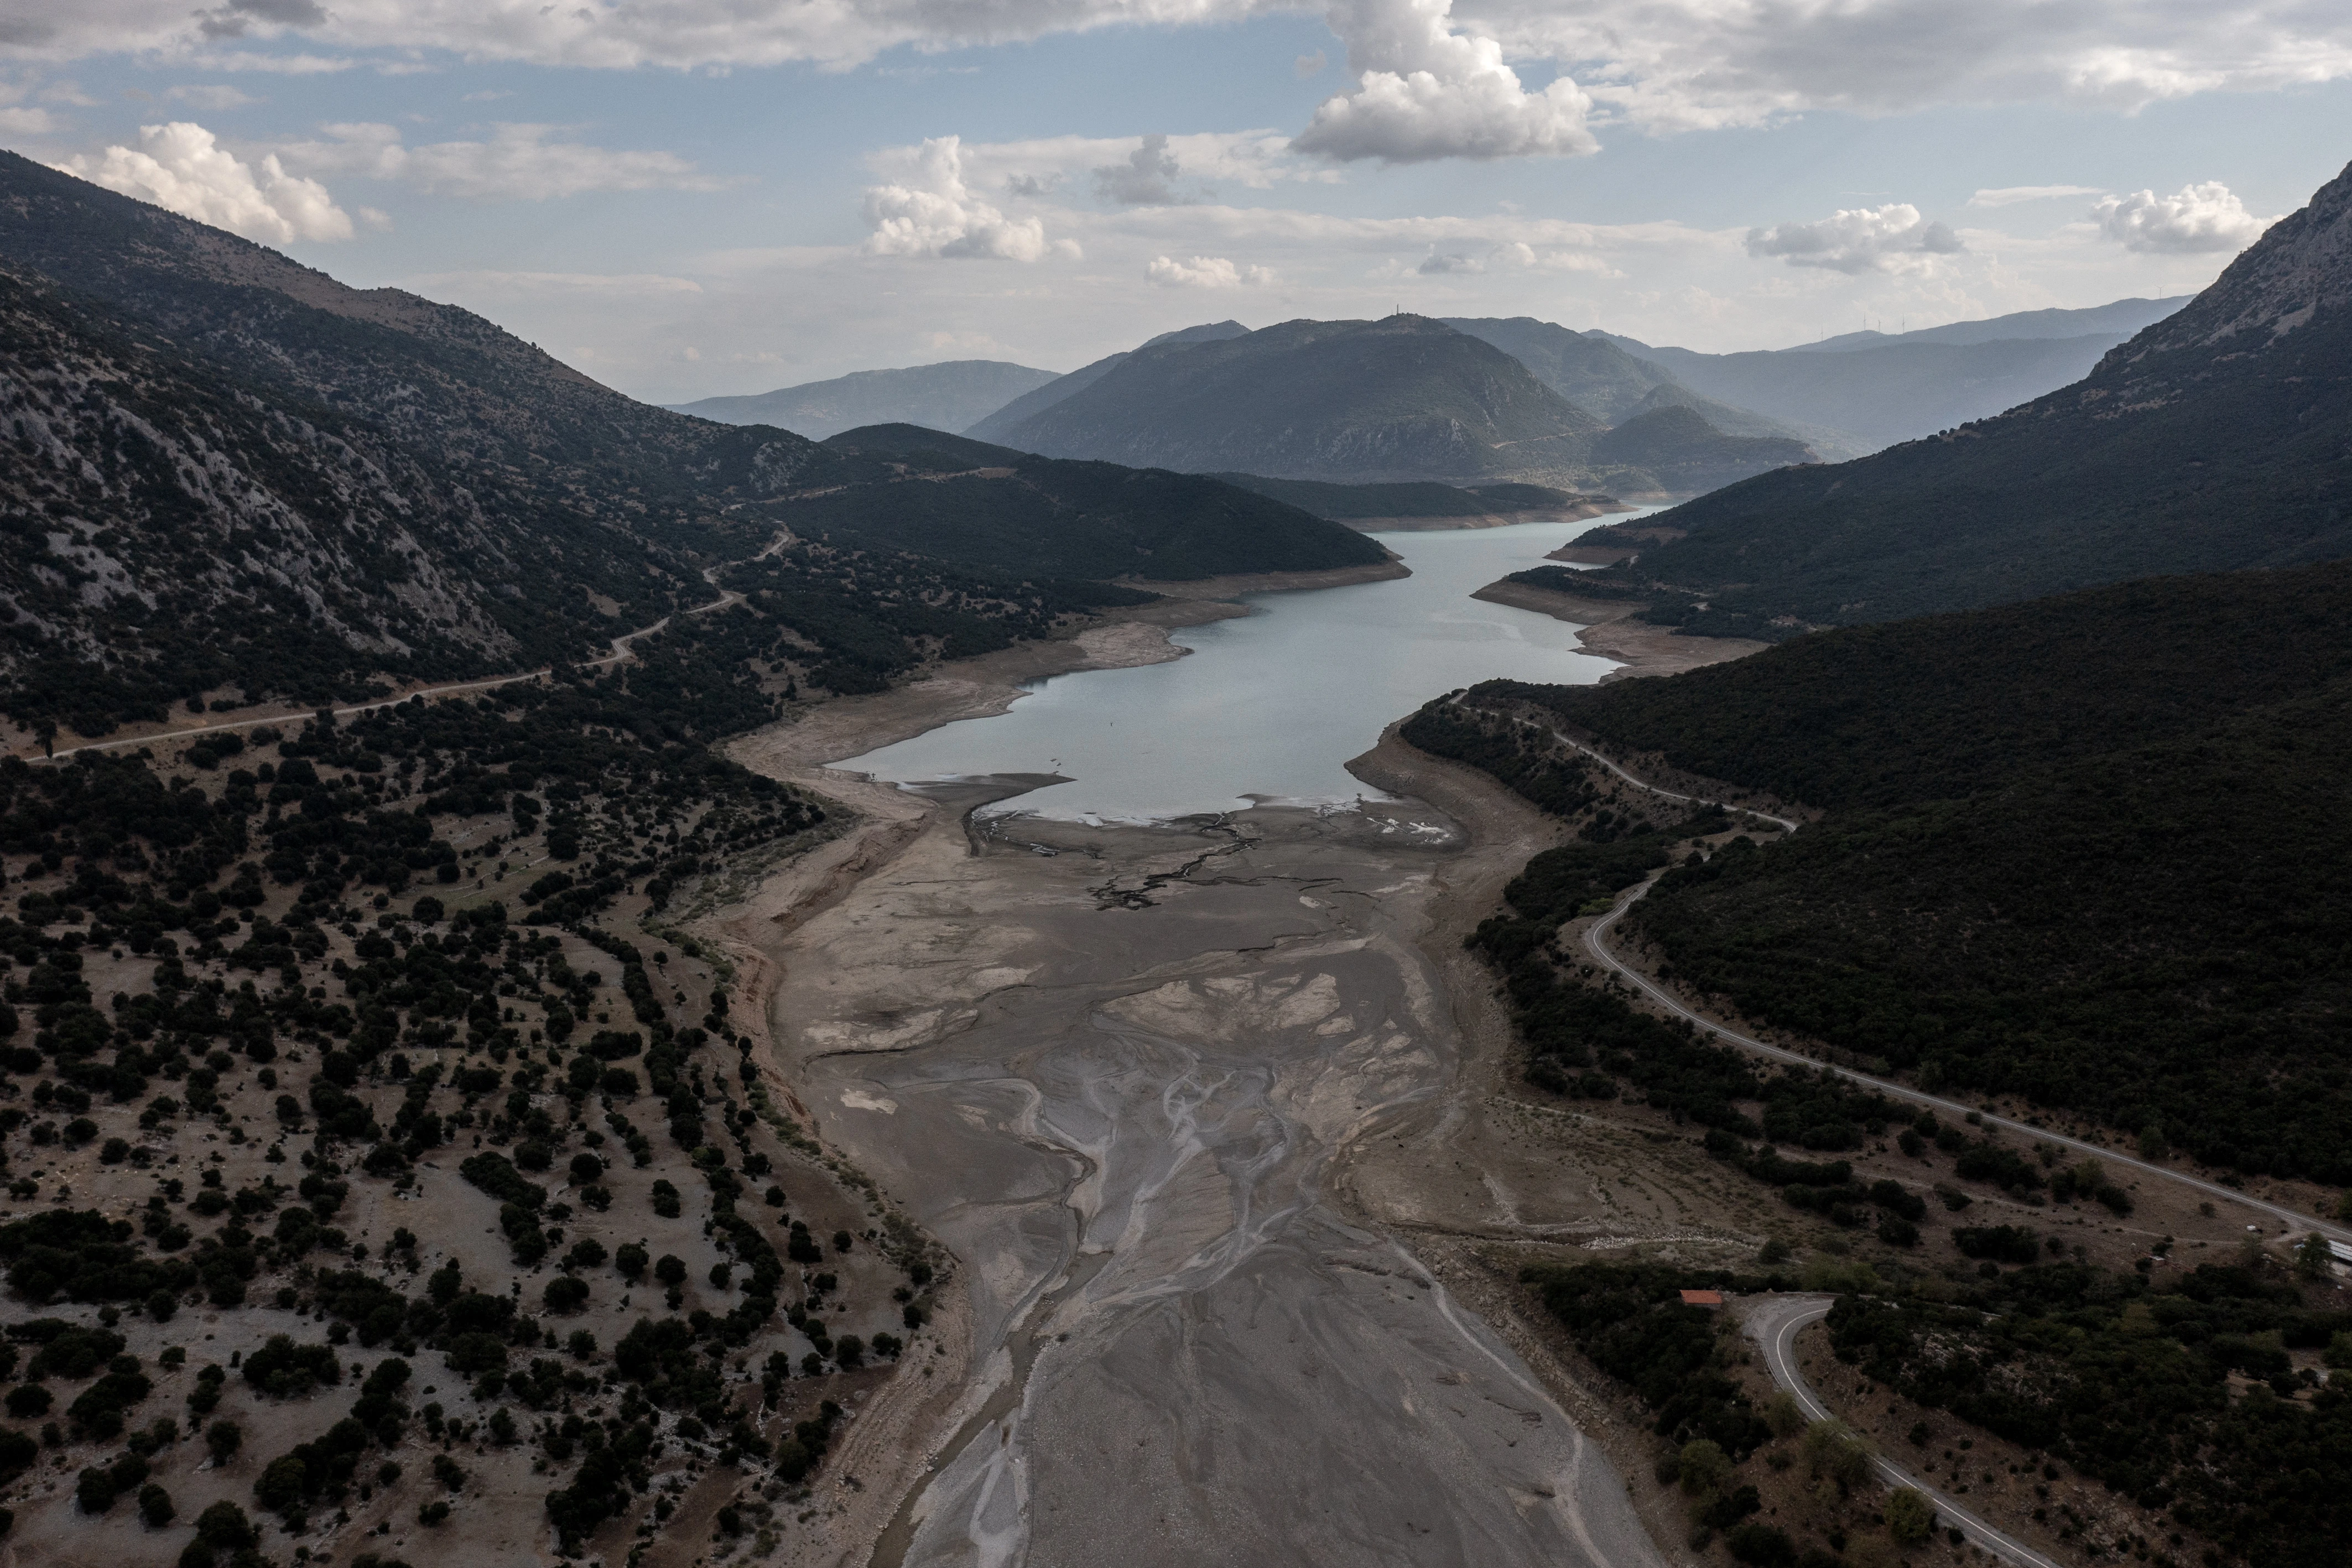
<box><xmin>831</xmin><ymin>512</ymin><xmax>1652</xmax><ymax>821</ymax></box>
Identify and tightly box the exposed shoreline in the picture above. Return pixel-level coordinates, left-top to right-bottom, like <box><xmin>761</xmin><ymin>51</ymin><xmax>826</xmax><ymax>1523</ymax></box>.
<box><xmin>1333</xmin><ymin>498</ymin><xmax>1635</xmax><ymax>533</ymax></box>
<box><xmin>1471</xmin><ymin>577</ymin><xmax>1770</xmax><ymax>680</ymax></box>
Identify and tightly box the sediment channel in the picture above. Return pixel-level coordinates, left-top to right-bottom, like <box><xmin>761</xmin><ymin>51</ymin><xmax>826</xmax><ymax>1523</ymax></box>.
<box><xmin>720</xmin><ymin>748</ymin><xmax>1667</xmax><ymax>1567</ymax></box>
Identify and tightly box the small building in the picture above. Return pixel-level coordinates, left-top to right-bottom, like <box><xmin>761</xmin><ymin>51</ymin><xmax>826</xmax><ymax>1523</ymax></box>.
<box><xmin>1679</xmin><ymin>1289</ymin><xmax>1725</xmax><ymax>1307</ymax></box>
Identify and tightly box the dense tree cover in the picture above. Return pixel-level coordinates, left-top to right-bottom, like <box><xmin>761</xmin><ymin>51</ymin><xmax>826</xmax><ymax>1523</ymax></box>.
<box><xmin>793</xmin><ymin>427</ymin><xmax>1389</xmax><ymax>581</ymax></box>
<box><xmin>1480</xmin><ymin>559</ymin><xmax>2352</xmax><ymax>812</ymax></box>
<box><xmin>1581</xmin><ymin>160</ymin><xmax>2352</xmax><ymax>628</ymax></box>
<box><xmin>1417</xmin><ymin>560</ymin><xmax>2352</xmax><ymax>1182</ymax></box>
<box><xmin>1627</xmin><ymin>673</ymin><xmax>2352</xmax><ymax>1182</ymax></box>
<box><xmin>1460</xmin><ymin>827</ymin><xmax>1902</xmax><ymax>1144</ymax></box>
<box><xmin>1828</xmin><ymin>1262</ymin><xmax>2352</xmax><ymax>1567</ymax></box>
<box><xmin>1520</xmin><ymin>1263</ymin><xmax>1779</xmax><ymax>1458</ymax></box>
<box><xmin>1395</xmin><ymin>701</ymin><xmax>1606</xmax><ymax>820</ymax></box>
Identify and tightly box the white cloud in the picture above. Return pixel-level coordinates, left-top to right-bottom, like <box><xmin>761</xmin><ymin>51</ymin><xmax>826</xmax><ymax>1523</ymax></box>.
<box><xmin>1498</xmin><ymin>0</ymin><xmax>2352</xmax><ymax>132</ymax></box>
<box><xmin>907</xmin><ymin>131</ymin><xmax>1336</xmax><ymax>206</ymax></box>
<box><xmin>1094</xmin><ymin>133</ymin><xmax>1187</xmax><ymax>205</ymax></box>
<box><xmin>1969</xmin><ymin>184</ymin><xmax>2104</xmax><ymax>207</ymax></box>
<box><xmin>1146</xmin><ymin>253</ymin><xmax>1274</xmax><ymax>287</ymax></box>
<box><xmin>0</xmin><ymin>106</ymin><xmax>58</xmax><ymax>134</ymax></box>
<box><xmin>8</xmin><ymin>0</ymin><xmax>2351</xmax><ymax>147</ymax></box>
<box><xmin>277</xmin><ymin>122</ymin><xmax>727</xmax><ymax>200</ymax></box>
<box><xmin>4</xmin><ymin>0</ymin><xmax>1263</xmax><ymax>71</ymax></box>
<box><xmin>1417</xmin><ymin>250</ymin><xmax>1482</xmax><ymax>273</ymax></box>
<box><xmin>862</xmin><ymin>136</ymin><xmax>1061</xmax><ymax>261</ymax></box>
<box><xmin>1745</xmin><ymin>204</ymin><xmax>1964</xmax><ymax>274</ymax></box>
<box><xmin>166</xmin><ymin>84</ymin><xmax>264</xmax><ymax>109</ymax></box>
<box><xmin>1293</xmin><ymin>0</ymin><xmax>1597</xmax><ymax>163</ymax></box>
<box><xmin>62</xmin><ymin>121</ymin><xmax>353</xmax><ymax>244</ymax></box>
<box><xmin>2091</xmin><ymin>181</ymin><xmax>2275</xmax><ymax>254</ymax></box>
<box><xmin>1295</xmin><ymin>51</ymin><xmax>1328</xmax><ymax>77</ymax></box>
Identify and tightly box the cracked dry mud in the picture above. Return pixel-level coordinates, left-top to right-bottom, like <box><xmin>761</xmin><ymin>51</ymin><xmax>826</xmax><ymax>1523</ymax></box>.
<box><xmin>758</xmin><ymin>791</ymin><xmax>1667</xmax><ymax>1568</ymax></box>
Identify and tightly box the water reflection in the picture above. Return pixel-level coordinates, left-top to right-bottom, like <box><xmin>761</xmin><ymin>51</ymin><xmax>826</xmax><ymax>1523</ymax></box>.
<box><xmin>831</xmin><ymin>510</ymin><xmax>1652</xmax><ymax>821</ymax></box>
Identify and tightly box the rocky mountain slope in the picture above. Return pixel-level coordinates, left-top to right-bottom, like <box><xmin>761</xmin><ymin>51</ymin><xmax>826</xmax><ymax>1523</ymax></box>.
<box><xmin>0</xmin><ymin>159</ymin><xmax>1372</xmax><ymax>737</ymax></box>
<box><xmin>671</xmin><ymin>360</ymin><xmax>1057</xmax><ymax>440</ymax></box>
<box><xmin>969</xmin><ymin>315</ymin><xmax>1814</xmax><ymax>491</ymax></box>
<box><xmin>1600</xmin><ymin>156</ymin><xmax>2351</xmax><ymax>627</ymax></box>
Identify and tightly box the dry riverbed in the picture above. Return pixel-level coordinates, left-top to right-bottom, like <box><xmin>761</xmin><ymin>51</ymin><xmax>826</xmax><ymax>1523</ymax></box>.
<box><xmin>706</xmin><ymin>644</ymin><xmax>1689</xmax><ymax>1566</ymax></box>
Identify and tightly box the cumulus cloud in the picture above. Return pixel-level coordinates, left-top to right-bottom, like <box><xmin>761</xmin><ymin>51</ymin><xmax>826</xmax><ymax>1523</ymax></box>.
<box><xmin>864</xmin><ymin>136</ymin><xmax>1063</xmax><ymax>261</ymax></box>
<box><xmin>11</xmin><ymin>0</ymin><xmax>2352</xmax><ymax>140</ymax></box>
<box><xmin>945</xmin><ymin>131</ymin><xmax>1330</xmax><ymax>199</ymax></box>
<box><xmin>1094</xmin><ymin>133</ymin><xmax>1184</xmax><ymax>205</ymax></box>
<box><xmin>276</xmin><ymin>123</ymin><xmax>727</xmax><ymax>200</ymax></box>
<box><xmin>1145</xmin><ymin>254</ymin><xmax>1273</xmax><ymax>287</ymax></box>
<box><xmin>1522</xmin><ymin>0</ymin><xmax>2352</xmax><ymax>130</ymax></box>
<box><xmin>1417</xmin><ymin>250</ymin><xmax>1482</xmax><ymax>273</ymax></box>
<box><xmin>1745</xmin><ymin>204</ymin><xmax>1964</xmax><ymax>274</ymax></box>
<box><xmin>2091</xmin><ymin>181</ymin><xmax>2274</xmax><ymax>253</ymax></box>
<box><xmin>1293</xmin><ymin>0</ymin><xmax>1596</xmax><ymax>163</ymax></box>
<box><xmin>63</xmin><ymin>121</ymin><xmax>353</xmax><ymax>244</ymax></box>
<box><xmin>1969</xmin><ymin>184</ymin><xmax>2104</xmax><ymax>207</ymax></box>
<box><xmin>0</xmin><ymin>106</ymin><xmax>58</xmax><ymax>134</ymax></box>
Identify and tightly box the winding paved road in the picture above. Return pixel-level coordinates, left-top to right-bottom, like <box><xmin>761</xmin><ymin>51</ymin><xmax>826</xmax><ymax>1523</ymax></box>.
<box><xmin>1564</xmin><ymin>737</ymin><xmax>2351</xmax><ymax>1249</ymax></box>
<box><xmin>1744</xmin><ymin>1294</ymin><xmax>2065</xmax><ymax>1568</ymax></box>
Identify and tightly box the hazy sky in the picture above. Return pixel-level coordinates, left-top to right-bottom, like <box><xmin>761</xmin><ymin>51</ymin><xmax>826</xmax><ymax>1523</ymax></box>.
<box><xmin>5</xmin><ymin>0</ymin><xmax>2348</xmax><ymax>402</ymax></box>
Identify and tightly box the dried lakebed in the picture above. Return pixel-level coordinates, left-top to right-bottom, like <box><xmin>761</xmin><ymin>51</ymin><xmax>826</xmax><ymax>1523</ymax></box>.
<box><xmin>753</xmin><ymin>793</ymin><xmax>1667</xmax><ymax>1568</ymax></box>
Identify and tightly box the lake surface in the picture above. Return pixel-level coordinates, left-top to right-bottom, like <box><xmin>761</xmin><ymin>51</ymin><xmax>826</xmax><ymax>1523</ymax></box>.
<box><xmin>831</xmin><ymin>510</ymin><xmax>1656</xmax><ymax>820</ymax></box>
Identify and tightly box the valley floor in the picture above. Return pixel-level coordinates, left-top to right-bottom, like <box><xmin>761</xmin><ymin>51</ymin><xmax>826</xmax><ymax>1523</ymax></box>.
<box><xmin>701</xmin><ymin>645</ymin><xmax>1695</xmax><ymax>1567</ymax></box>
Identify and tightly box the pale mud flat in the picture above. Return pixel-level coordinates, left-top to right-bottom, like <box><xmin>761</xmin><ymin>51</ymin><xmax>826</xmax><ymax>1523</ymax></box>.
<box><xmin>712</xmin><ymin>622</ymin><xmax>1673</xmax><ymax>1568</ymax></box>
<box><xmin>1469</xmin><ymin>580</ymin><xmax>1768</xmax><ymax>681</ymax></box>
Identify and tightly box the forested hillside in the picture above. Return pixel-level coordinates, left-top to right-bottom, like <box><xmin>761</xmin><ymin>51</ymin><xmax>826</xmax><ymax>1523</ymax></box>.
<box><xmin>1407</xmin><ymin>560</ymin><xmax>2352</xmax><ymax>1184</ymax></box>
<box><xmin>803</xmin><ymin>426</ymin><xmax>1389</xmax><ymax>580</ymax></box>
<box><xmin>1592</xmin><ymin>157</ymin><xmax>2352</xmax><ymax>626</ymax></box>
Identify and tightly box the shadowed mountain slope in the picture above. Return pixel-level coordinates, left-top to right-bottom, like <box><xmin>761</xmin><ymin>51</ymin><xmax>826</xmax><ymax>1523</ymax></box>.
<box><xmin>1597</xmin><ymin>158</ymin><xmax>2352</xmax><ymax>627</ymax></box>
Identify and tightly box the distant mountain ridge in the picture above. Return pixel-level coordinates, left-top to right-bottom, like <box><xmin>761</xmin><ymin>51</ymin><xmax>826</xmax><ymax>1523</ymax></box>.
<box><xmin>1593</xmin><ymin>330</ymin><xmax>2140</xmax><ymax>450</ymax></box>
<box><xmin>963</xmin><ymin>320</ymin><xmax>1246</xmax><ymax>445</ymax></box>
<box><xmin>1599</xmin><ymin>155</ymin><xmax>2352</xmax><ymax>628</ymax></box>
<box><xmin>673</xmin><ymin>360</ymin><xmax>1057</xmax><ymax>440</ymax></box>
<box><xmin>1787</xmin><ymin>296</ymin><xmax>2190</xmax><ymax>353</ymax></box>
<box><xmin>968</xmin><ymin>315</ymin><xmax>1816</xmax><ymax>493</ymax></box>
<box><xmin>1438</xmin><ymin>316</ymin><xmax>1857</xmax><ymax>458</ymax></box>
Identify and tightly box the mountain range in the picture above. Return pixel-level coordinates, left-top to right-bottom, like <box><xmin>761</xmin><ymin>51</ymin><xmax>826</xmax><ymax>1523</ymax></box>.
<box><xmin>1594</xmin><ymin>157</ymin><xmax>2352</xmax><ymax>629</ymax></box>
<box><xmin>0</xmin><ymin>154</ymin><xmax>1371</xmax><ymax>736</ymax></box>
<box><xmin>962</xmin><ymin>314</ymin><xmax>1818</xmax><ymax>494</ymax></box>
<box><xmin>670</xmin><ymin>360</ymin><xmax>1057</xmax><ymax>440</ymax></box>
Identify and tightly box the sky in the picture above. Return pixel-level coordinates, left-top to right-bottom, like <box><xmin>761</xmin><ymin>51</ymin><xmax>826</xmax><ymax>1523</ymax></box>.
<box><xmin>3</xmin><ymin>0</ymin><xmax>2348</xmax><ymax>404</ymax></box>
